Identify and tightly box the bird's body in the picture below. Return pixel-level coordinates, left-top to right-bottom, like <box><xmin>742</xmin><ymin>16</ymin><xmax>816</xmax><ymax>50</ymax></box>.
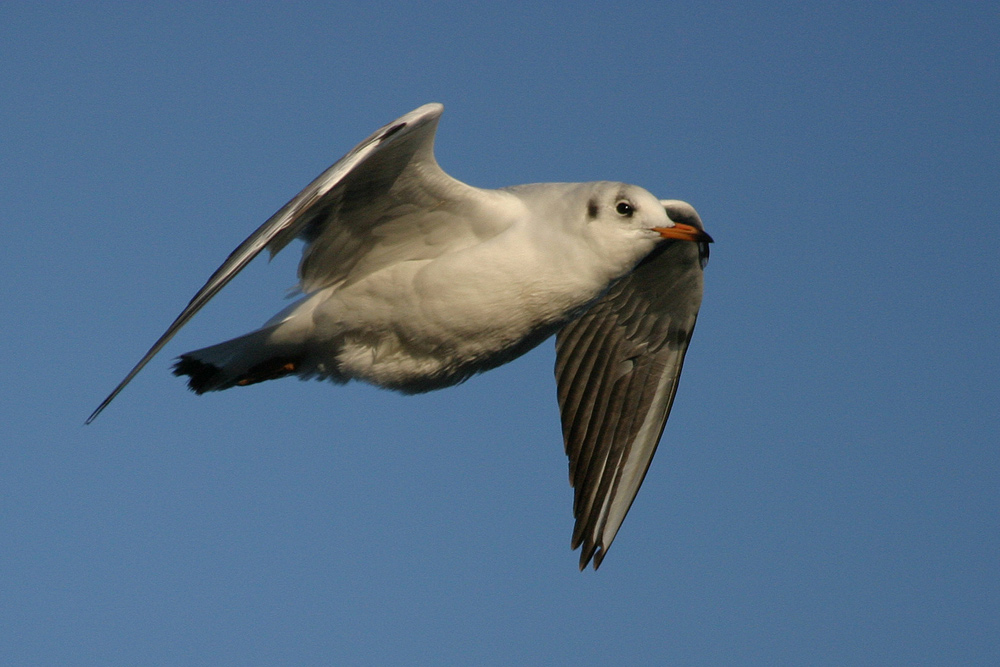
<box><xmin>181</xmin><ymin>181</ymin><xmax>670</xmax><ymax>394</ymax></box>
<box><xmin>89</xmin><ymin>104</ymin><xmax>712</xmax><ymax>569</ymax></box>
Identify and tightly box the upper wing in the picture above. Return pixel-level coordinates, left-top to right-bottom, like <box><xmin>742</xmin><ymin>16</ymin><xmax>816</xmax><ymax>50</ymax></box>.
<box><xmin>554</xmin><ymin>215</ymin><xmax>708</xmax><ymax>569</ymax></box>
<box><xmin>87</xmin><ymin>103</ymin><xmax>476</xmax><ymax>423</ymax></box>
<box><xmin>279</xmin><ymin>105</ymin><xmax>499</xmax><ymax>293</ymax></box>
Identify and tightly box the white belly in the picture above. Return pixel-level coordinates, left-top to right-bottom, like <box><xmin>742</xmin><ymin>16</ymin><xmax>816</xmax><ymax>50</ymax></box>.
<box><xmin>306</xmin><ymin>230</ymin><xmax>614</xmax><ymax>392</ymax></box>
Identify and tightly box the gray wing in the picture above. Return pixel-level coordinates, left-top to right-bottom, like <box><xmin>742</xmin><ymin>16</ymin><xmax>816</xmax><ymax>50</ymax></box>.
<box><xmin>554</xmin><ymin>217</ymin><xmax>708</xmax><ymax>569</ymax></box>
<box><xmin>87</xmin><ymin>103</ymin><xmax>469</xmax><ymax>423</ymax></box>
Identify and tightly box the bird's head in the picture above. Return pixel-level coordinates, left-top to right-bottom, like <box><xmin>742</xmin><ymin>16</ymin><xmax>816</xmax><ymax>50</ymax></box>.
<box><xmin>580</xmin><ymin>183</ymin><xmax>712</xmax><ymax>274</ymax></box>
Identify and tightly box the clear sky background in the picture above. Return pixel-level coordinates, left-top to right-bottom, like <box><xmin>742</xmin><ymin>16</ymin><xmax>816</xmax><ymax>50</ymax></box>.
<box><xmin>3</xmin><ymin>2</ymin><xmax>998</xmax><ymax>665</ymax></box>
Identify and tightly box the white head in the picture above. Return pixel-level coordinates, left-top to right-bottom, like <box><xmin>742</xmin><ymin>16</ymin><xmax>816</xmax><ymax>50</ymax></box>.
<box><xmin>571</xmin><ymin>182</ymin><xmax>711</xmax><ymax>277</ymax></box>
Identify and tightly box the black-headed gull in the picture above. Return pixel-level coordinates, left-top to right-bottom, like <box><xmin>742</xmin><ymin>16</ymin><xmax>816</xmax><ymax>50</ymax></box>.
<box><xmin>89</xmin><ymin>103</ymin><xmax>712</xmax><ymax>569</ymax></box>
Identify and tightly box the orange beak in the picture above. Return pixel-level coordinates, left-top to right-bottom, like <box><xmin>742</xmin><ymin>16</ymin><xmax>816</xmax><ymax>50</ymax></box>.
<box><xmin>652</xmin><ymin>223</ymin><xmax>714</xmax><ymax>243</ymax></box>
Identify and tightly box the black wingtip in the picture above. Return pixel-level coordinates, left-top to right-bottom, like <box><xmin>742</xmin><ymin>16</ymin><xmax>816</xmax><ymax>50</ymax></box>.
<box><xmin>84</xmin><ymin>404</ymin><xmax>106</xmax><ymax>425</ymax></box>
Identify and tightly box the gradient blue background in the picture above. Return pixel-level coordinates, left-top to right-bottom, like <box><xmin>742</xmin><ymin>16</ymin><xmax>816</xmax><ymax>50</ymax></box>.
<box><xmin>3</xmin><ymin>3</ymin><xmax>998</xmax><ymax>664</ymax></box>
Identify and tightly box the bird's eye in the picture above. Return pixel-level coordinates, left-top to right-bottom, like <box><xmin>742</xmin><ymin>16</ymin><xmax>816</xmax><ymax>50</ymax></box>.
<box><xmin>615</xmin><ymin>201</ymin><xmax>634</xmax><ymax>217</ymax></box>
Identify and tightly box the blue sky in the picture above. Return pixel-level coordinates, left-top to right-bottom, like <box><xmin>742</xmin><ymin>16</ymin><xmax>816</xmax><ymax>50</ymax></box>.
<box><xmin>3</xmin><ymin>2</ymin><xmax>998</xmax><ymax>664</ymax></box>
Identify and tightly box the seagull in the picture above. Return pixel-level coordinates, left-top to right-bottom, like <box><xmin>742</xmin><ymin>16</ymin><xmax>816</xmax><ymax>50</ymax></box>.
<box><xmin>87</xmin><ymin>103</ymin><xmax>712</xmax><ymax>569</ymax></box>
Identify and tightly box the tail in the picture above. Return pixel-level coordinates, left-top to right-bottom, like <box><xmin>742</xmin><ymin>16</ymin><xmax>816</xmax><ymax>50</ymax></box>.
<box><xmin>173</xmin><ymin>325</ymin><xmax>308</xmax><ymax>394</ymax></box>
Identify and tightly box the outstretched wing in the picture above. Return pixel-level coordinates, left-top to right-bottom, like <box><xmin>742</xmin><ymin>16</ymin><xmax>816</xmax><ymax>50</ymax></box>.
<box><xmin>87</xmin><ymin>103</ymin><xmax>473</xmax><ymax>423</ymax></box>
<box><xmin>554</xmin><ymin>207</ymin><xmax>709</xmax><ymax>569</ymax></box>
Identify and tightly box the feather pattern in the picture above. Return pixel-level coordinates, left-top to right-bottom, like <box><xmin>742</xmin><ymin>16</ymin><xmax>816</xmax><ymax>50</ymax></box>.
<box><xmin>556</xmin><ymin>229</ymin><xmax>707</xmax><ymax>569</ymax></box>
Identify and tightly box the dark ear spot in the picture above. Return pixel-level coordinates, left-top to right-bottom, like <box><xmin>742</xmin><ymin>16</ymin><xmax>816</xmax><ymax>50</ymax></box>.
<box><xmin>587</xmin><ymin>198</ymin><xmax>599</xmax><ymax>219</ymax></box>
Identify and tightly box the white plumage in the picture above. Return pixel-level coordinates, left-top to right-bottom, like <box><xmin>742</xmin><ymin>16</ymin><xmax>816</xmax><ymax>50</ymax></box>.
<box><xmin>89</xmin><ymin>104</ymin><xmax>712</xmax><ymax>569</ymax></box>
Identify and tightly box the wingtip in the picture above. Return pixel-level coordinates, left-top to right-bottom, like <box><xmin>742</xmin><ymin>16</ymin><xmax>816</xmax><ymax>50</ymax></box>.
<box><xmin>84</xmin><ymin>404</ymin><xmax>104</xmax><ymax>425</ymax></box>
<box><xmin>85</xmin><ymin>383</ymin><xmax>128</xmax><ymax>424</ymax></box>
<box><xmin>577</xmin><ymin>547</ymin><xmax>606</xmax><ymax>571</ymax></box>
<box><xmin>576</xmin><ymin>538</ymin><xmax>601</xmax><ymax>571</ymax></box>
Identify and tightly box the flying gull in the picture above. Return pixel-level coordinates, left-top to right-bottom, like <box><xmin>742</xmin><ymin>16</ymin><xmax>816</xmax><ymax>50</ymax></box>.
<box><xmin>87</xmin><ymin>103</ymin><xmax>712</xmax><ymax>569</ymax></box>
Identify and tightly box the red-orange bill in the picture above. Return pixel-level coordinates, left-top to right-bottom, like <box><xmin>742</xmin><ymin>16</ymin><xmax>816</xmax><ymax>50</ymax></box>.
<box><xmin>652</xmin><ymin>223</ymin><xmax>714</xmax><ymax>243</ymax></box>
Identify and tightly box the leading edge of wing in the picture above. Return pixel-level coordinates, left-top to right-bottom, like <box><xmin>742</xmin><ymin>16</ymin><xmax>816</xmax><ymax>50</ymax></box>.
<box><xmin>85</xmin><ymin>103</ymin><xmax>445</xmax><ymax>424</ymax></box>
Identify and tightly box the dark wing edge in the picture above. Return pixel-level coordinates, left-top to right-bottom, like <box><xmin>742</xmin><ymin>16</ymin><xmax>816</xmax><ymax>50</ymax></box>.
<box><xmin>85</xmin><ymin>103</ymin><xmax>445</xmax><ymax>424</ymax></box>
<box><xmin>554</xmin><ymin>239</ymin><xmax>706</xmax><ymax>569</ymax></box>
